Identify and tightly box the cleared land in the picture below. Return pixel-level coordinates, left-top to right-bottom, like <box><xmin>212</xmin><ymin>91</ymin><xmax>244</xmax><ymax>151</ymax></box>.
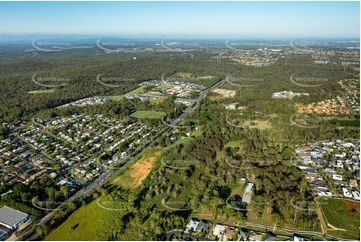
<box><xmin>130</xmin><ymin>110</ymin><xmax>165</xmax><ymax>120</ymax></box>
<box><xmin>243</xmin><ymin>120</ymin><xmax>272</xmax><ymax>130</ymax></box>
<box><xmin>127</xmin><ymin>85</ymin><xmax>147</xmax><ymax>94</ymax></box>
<box><xmin>212</xmin><ymin>88</ymin><xmax>236</xmax><ymax>98</ymax></box>
<box><xmin>319</xmin><ymin>197</ymin><xmax>360</xmax><ymax>239</ymax></box>
<box><xmin>28</xmin><ymin>89</ymin><xmax>56</xmax><ymax>94</ymax></box>
<box><xmin>112</xmin><ymin>149</ymin><xmax>162</xmax><ymax>188</ymax></box>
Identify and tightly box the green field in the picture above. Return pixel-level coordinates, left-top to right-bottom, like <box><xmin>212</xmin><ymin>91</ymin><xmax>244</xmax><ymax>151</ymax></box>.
<box><xmin>149</xmin><ymin>97</ymin><xmax>166</xmax><ymax>104</ymax></box>
<box><xmin>173</xmin><ymin>137</ymin><xmax>192</xmax><ymax>146</ymax></box>
<box><xmin>190</xmin><ymin>129</ymin><xmax>202</xmax><ymax>137</ymax></box>
<box><xmin>105</xmin><ymin>95</ymin><xmax>124</xmax><ymax>101</ymax></box>
<box><xmin>225</xmin><ymin>139</ymin><xmax>244</xmax><ymax>148</ymax></box>
<box><xmin>319</xmin><ymin>197</ymin><xmax>360</xmax><ymax>239</ymax></box>
<box><xmin>130</xmin><ymin>110</ymin><xmax>165</xmax><ymax>119</ymax></box>
<box><xmin>127</xmin><ymin>85</ymin><xmax>147</xmax><ymax>94</ymax></box>
<box><xmin>45</xmin><ymin>196</ymin><xmax>123</xmax><ymax>241</ymax></box>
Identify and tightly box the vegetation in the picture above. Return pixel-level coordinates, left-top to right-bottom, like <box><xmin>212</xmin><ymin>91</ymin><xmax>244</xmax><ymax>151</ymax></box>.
<box><xmin>45</xmin><ymin>195</ymin><xmax>123</xmax><ymax>241</ymax></box>
<box><xmin>130</xmin><ymin>110</ymin><xmax>166</xmax><ymax>120</ymax></box>
<box><xmin>0</xmin><ymin>42</ymin><xmax>359</xmax><ymax>240</ymax></box>
<box><xmin>112</xmin><ymin>148</ymin><xmax>162</xmax><ymax>189</ymax></box>
<box><xmin>319</xmin><ymin>197</ymin><xmax>360</xmax><ymax>239</ymax></box>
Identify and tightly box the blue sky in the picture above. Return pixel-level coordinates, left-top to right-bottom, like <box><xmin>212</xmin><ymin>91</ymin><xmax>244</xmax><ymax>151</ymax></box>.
<box><xmin>0</xmin><ymin>1</ymin><xmax>359</xmax><ymax>38</ymax></box>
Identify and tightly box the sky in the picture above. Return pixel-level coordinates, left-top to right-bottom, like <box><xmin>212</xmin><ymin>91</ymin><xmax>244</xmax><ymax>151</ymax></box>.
<box><xmin>0</xmin><ymin>1</ymin><xmax>359</xmax><ymax>38</ymax></box>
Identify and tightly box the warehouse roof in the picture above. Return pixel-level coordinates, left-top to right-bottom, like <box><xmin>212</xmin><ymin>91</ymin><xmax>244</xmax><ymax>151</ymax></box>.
<box><xmin>0</xmin><ymin>206</ymin><xmax>28</xmax><ymax>228</ymax></box>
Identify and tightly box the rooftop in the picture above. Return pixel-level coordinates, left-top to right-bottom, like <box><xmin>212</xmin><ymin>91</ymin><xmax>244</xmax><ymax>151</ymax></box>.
<box><xmin>0</xmin><ymin>206</ymin><xmax>28</xmax><ymax>228</ymax></box>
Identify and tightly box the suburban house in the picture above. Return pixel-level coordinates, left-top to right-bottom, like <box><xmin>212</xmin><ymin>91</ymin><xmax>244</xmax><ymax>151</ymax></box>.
<box><xmin>212</xmin><ymin>224</ymin><xmax>226</xmax><ymax>240</ymax></box>
<box><xmin>185</xmin><ymin>218</ymin><xmax>199</xmax><ymax>233</ymax></box>
<box><xmin>242</xmin><ymin>183</ymin><xmax>254</xmax><ymax>204</ymax></box>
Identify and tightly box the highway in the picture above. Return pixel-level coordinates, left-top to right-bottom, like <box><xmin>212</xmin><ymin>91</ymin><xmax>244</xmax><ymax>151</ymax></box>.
<box><xmin>22</xmin><ymin>76</ymin><xmax>227</xmax><ymax>241</ymax></box>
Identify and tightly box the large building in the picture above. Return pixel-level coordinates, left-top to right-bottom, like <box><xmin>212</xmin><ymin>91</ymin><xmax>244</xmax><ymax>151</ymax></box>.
<box><xmin>0</xmin><ymin>226</ymin><xmax>11</xmax><ymax>240</ymax></box>
<box><xmin>0</xmin><ymin>206</ymin><xmax>29</xmax><ymax>230</ymax></box>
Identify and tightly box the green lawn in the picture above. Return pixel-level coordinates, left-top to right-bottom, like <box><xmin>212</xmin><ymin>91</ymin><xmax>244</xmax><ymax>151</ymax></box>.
<box><xmin>130</xmin><ymin>110</ymin><xmax>166</xmax><ymax>120</ymax></box>
<box><xmin>173</xmin><ymin>137</ymin><xmax>192</xmax><ymax>146</ymax></box>
<box><xmin>153</xmin><ymin>85</ymin><xmax>170</xmax><ymax>92</ymax></box>
<box><xmin>149</xmin><ymin>97</ymin><xmax>166</xmax><ymax>104</ymax></box>
<box><xmin>319</xmin><ymin>197</ymin><xmax>360</xmax><ymax>239</ymax></box>
<box><xmin>45</xmin><ymin>196</ymin><xmax>123</xmax><ymax>241</ymax></box>
<box><xmin>190</xmin><ymin>129</ymin><xmax>202</xmax><ymax>137</ymax></box>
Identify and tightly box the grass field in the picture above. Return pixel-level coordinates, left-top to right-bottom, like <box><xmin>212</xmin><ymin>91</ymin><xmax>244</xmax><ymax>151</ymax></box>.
<box><xmin>319</xmin><ymin>197</ymin><xmax>360</xmax><ymax>239</ymax></box>
<box><xmin>130</xmin><ymin>110</ymin><xmax>165</xmax><ymax>120</ymax></box>
<box><xmin>28</xmin><ymin>89</ymin><xmax>56</xmax><ymax>94</ymax></box>
<box><xmin>47</xmin><ymin>148</ymin><xmax>163</xmax><ymax>240</ymax></box>
<box><xmin>112</xmin><ymin>149</ymin><xmax>162</xmax><ymax>189</ymax></box>
<box><xmin>190</xmin><ymin>129</ymin><xmax>202</xmax><ymax>137</ymax></box>
<box><xmin>173</xmin><ymin>137</ymin><xmax>192</xmax><ymax>146</ymax></box>
<box><xmin>225</xmin><ymin>140</ymin><xmax>244</xmax><ymax>148</ymax></box>
<box><xmin>243</xmin><ymin>120</ymin><xmax>272</xmax><ymax>130</ymax></box>
<box><xmin>229</xmin><ymin>181</ymin><xmax>244</xmax><ymax>196</ymax></box>
<box><xmin>127</xmin><ymin>85</ymin><xmax>147</xmax><ymax>94</ymax></box>
<box><xmin>105</xmin><ymin>95</ymin><xmax>124</xmax><ymax>101</ymax></box>
<box><xmin>172</xmin><ymin>129</ymin><xmax>202</xmax><ymax>146</ymax></box>
<box><xmin>45</xmin><ymin>196</ymin><xmax>122</xmax><ymax>241</ymax></box>
<box><xmin>149</xmin><ymin>97</ymin><xmax>166</xmax><ymax>104</ymax></box>
<box><xmin>174</xmin><ymin>72</ymin><xmax>194</xmax><ymax>78</ymax></box>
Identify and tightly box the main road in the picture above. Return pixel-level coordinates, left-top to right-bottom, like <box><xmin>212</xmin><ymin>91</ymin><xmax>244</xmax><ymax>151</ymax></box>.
<box><xmin>246</xmin><ymin>220</ymin><xmax>354</xmax><ymax>241</ymax></box>
<box><xmin>22</xmin><ymin>76</ymin><xmax>228</xmax><ymax>240</ymax></box>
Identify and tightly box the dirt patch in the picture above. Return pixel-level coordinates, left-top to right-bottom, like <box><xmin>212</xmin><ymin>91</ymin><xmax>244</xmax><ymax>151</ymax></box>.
<box><xmin>212</xmin><ymin>88</ymin><xmax>236</xmax><ymax>98</ymax></box>
<box><xmin>129</xmin><ymin>155</ymin><xmax>158</xmax><ymax>187</ymax></box>
<box><xmin>345</xmin><ymin>200</ymin><xmax>360</xmax><ymax>213</ymax></box>
<box><xmin>113</xmin><ymin>150</ymin><xmax>161</xmax><ymax>188</ymax></box>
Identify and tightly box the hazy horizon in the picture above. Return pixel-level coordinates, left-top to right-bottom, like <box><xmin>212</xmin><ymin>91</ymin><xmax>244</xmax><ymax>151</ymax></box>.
<box><xmin>0</xmin><ymin>1</ymin><xmax>359</xmax><ymax>38</ymax></box>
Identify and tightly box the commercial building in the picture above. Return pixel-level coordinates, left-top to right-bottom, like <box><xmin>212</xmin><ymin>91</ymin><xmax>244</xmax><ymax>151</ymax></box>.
<box><xmin>0</xmin><ymin>206</ymin><xmax>28</xmax><ymax>230</ymax></box>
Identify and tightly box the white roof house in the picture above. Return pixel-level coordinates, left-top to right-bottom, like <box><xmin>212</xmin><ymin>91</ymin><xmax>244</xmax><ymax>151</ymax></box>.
<box><xmin>212</xmin><ymin>224</ymin><xmax>226</xmax><ymax>238</ymax></box>
<box><xmin>185</xmin><ymin>219</ymin><xmax>199</xmax><ymax>232</ymax></box>
<box><xmin>332</xmin><ymin>174</ymin><xmax>343</xmax><ymax>181</ymax></box>
<box><xmin>352</xmin><ymin>191</ymin><xmax>360</xmax><ymax>200</ymax></box>
<box><xmin>342</xmin><ymin>188</ymin><xmax>353</xmax><ymax>198</ymax></box>
<box><xmin>242</xmin><ymin>183</ymin><xmax>254</xmax><ymax>204</ymax></box>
